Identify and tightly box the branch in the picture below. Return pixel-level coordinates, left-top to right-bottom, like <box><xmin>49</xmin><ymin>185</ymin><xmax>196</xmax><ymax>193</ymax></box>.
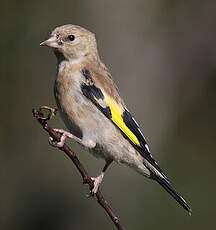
<box><xmin>32</xmin><ymin>108</ymin><xmax>126</xmax><ymax>230</ymax></box>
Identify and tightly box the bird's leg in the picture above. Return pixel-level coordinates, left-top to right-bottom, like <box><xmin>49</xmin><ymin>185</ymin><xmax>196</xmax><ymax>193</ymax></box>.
<box><xmin>91</xmin><ymin>159</ymin><xmax>113</xmax><ymax>194</ymax></box>
<box><xmin>49</xmin><ymin>128</ymin><xmax>96</xmax><ymax>149</ymax></box>
<box><xmin>49</xmin><ymin>129</ymin><xmax>83</xmax><ymax>147</ymax></box>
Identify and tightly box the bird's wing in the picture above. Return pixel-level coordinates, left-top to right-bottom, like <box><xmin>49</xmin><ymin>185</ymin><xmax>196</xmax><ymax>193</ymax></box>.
<box><xmin>80</xmin><ymin>68</ymin><xmax>165</xmax><ymax>177</ymax></box>
<box><xmin>81</xmin><ymin>68</ymin><xmax>191</xmax><ymax>213</ymax></box>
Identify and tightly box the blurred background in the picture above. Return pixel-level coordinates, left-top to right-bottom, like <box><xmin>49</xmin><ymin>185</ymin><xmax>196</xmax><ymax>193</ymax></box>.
<box><xmin>1</xmin><ymin>0</ymin><xmax>216</xmax><ymax>229</ymax></box>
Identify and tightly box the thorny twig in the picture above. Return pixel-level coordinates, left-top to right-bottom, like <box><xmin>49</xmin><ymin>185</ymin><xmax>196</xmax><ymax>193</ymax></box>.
<box><xmin>32</xmin><ymin>108</ymin><xmax>126</xmax><ymax>230</ymax></box>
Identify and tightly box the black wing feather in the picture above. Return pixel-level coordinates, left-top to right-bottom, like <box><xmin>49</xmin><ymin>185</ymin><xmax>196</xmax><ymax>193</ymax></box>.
<box><xmin>81</xmin><ymin>82</ymin><xmax>112</xmax><ymax>119</ymax></box>
<box><xmin>122</xmin><ymin>109</ymin><xmax>166</xmax><ymax>177</ymax></box>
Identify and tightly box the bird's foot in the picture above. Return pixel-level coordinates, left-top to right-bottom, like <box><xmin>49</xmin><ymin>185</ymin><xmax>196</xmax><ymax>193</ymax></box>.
<box><xmin>39</xmin><ymin>105</ymin><xmax>58</xmax><ymax>121</ymax></box>
<box><xmin>49</xmin><ymin>129</ymin><xmax>82</xmax><ymax>147</ymax></box>
<box><xmin>90</xmin><ymin>172</ymin><xmax>104</xmax><ymax>194</ymax></box>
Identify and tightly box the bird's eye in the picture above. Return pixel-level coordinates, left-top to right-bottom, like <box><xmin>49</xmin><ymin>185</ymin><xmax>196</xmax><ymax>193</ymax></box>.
<box><xmin>68</xmin><ymin>35</ymin><xmax>75</xmax><ymax>41</ymax></box>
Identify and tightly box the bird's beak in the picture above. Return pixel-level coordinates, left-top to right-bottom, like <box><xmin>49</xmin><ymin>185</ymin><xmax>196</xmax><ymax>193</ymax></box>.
<box><xmin>40</xmin><ymin>36</ymin><xmax>59</xmax><ymax>48</ymax></box>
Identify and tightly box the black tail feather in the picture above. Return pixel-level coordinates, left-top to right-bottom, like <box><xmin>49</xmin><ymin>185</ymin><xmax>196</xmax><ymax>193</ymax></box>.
<box><xmin>151</xmin><ymin>173</ymin><xmax>192</xmax><ymax>215</ymax></box>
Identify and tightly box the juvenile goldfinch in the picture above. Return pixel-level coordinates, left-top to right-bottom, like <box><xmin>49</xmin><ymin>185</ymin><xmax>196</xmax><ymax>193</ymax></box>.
<box><xmin>40</xmin><ymin>24</ymin><xmax>191</xmax><ymax>214</ymax></box>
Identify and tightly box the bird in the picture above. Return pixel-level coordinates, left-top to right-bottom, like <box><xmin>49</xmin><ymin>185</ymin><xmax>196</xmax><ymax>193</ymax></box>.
<box><xmin>40</xmin><ymin>24</ymin><xmax>191</xmax><ymax>214</ymax></box>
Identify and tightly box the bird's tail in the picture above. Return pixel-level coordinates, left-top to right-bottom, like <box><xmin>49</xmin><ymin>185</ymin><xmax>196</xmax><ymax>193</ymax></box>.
<box><xmin>151</xmin><ymin>172</ymin><xmax>192</xmax><ymax>215</ymax></box>
<box><xmin>134</xmin><ymin>145</ymin><xmax>191</xmax><ymax>214</ymax></box>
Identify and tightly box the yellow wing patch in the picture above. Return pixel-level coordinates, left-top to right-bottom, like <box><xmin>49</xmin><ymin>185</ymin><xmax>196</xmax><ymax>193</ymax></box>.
<box><xmin>106</xmin><ymin>95</ymin><xmax>141</xmax><ymax>147</ymax></box>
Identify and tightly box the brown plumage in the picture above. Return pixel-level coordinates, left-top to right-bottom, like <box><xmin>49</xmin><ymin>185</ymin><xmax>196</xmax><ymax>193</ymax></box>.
<box><xmin>40</xmin><ymin>24</ymin><xmax>191</xmax><ymax>214</ymax></box>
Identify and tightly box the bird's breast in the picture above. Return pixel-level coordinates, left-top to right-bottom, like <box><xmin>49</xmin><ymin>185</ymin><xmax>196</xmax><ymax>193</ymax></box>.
<box><xmin>54</xmin><ymin>69</ymin><xmax>85</xmax><ymax>138</ymax></box>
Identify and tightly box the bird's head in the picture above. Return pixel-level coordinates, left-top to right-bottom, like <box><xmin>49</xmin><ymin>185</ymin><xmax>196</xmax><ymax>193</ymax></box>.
<box><xmin>40</xmin><ymin>24</ymin><xmax>98</xmax><ymax>61</ymax></box>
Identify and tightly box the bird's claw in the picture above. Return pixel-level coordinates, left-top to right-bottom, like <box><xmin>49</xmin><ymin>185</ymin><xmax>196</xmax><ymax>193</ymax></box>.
<box><xmin>88</xmin><ymin>173</ymin><xmax>104</xmax><ymax>195</ymax></box>
<box><xmin>91</xmin><ymin>178</ymin><xmax>100</xmax><ymax>194</ymax></box>
<box><xmin>48</xmin><ymin>136</ymin><xmax>62</xmax><ymax>147</ymax></box>
<box><xmin>86</xmin><ymin>191</ymin><xmax>95</xmax><ymax>198</ymax></box>
<box><xmin>48</xmin><ymin>129</ymin><xmax>74</xmax><ymax>147</ymax></box>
